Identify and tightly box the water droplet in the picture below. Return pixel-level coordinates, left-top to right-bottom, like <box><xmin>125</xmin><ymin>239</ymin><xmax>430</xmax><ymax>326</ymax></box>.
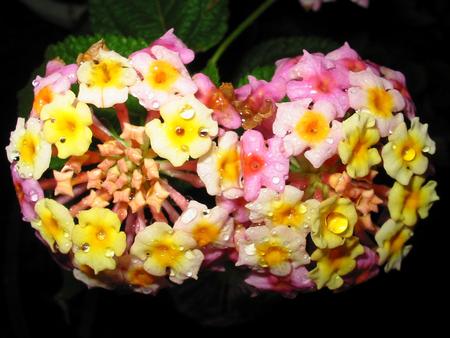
<box><xmin>223</xmin><ymin>235</ymin><xmax>230</xmax><ymax>241</ymax></box>
<box><xmin>175</xmin><ymin>127</ymin><xmax>185</xmax><ymax>136</ymax></box>
<box><xmin>267</xmin><ymin>212</ymin><xmax>274</xmax><ymax>217</ymax></box>
<box><xmin>63</xmin><ymin>231</ymin><xmax>70</xmax><ymax>238</ymax></box>
<box><xmin>178</xmin><ymin>246</ymin><xmax>185</xmax><ymax>251</ymax></box>
<box><xmin>303</xmin><ymin>223</ymin><xmax>309</xmax><ymax>229</ymax></box>
<box><xmin>32</xmin><ymin>79</ymin><xmax>40</xmax><ymax>87</ymax></box>
<box><xmin>152</xmin><ymin>102</ymin><xmax>160</xmax><ymax>110</ymax></box>
<box><xmin>186</xmin><ymin>271</ymin><xmax>193</xmax><ymax>277</ymax></box>
<box><xmin>303</xmin><ymin>254</ymin><xmax>309</xmax><ymax>261</ymax></box>
<box><xmin>392</xmin><ymin>145</ymin><xmax>397</xmax><ymax>150</ymax></box>
<box><xmin>272</xmin><ymin>176</ymin><xmax>281</xmax><ymax>184</ymax></box>
<box><xmin>29</xmin><ymin>192</ymin><xmax>39</xmax><ymax>202</ymax></box>
<box><xmin>198</xmin><ymin>128</ymin><xmax>209</xmax><ymax>137</ymax></box>
<box><xmin>244</xmin><ymin>244</ymin><xmax>256</xmax><ymax>255</ymax></box>
<box><xmin>59</xmin><ymin>137</ymin><xmax>66</xmax><ymax>143</ymax></box>
<box><xmin>326</xmin><ymin>138</ymin><xmax>334</xmax><ymax>144</ymax></box>
<box><xmin>105</xmin><ymin>248</ymin><xmax>115</xmax><ymax>257</ymax></box>
<box><xmin>170</xmin><ymin>270</ymin><xmax>175</xmax><ymax>277</ymax></box>
<box><xmin>81</xmin><ymin>243</ymin><xmax>90</xmax><ymax>252</ymax></box>
<box><xmin>96</xmin><ymin>231</ymin><xmax>106</xmax><ymax>240</ymax></box>
<box><xmin>180</xmin><ymin>108</ymin><xmax>195</xmax><ymax>120</ymax></box>
<box><xmin>202</xmin><ymin>209</ymin><xmax>210</xmax><ymax>216</ymax></box>
<box><xmin>181</xmin><ymin>208</ymin><xmax>198</xmax><ymax>223</ymax></box>
<box><xmin>388</xmin><ymin>129</ymin><xmax>393</xmax><ymax>135</ymax></box>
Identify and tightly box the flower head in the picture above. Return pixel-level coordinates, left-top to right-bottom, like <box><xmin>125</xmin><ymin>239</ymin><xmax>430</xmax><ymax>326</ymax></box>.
<box><xmin>72</xmin><ymin>207</ymin><xmax>127</xmax><ymax>274</ymax></box>
<box><xmin>348</xmin><ymin>69</ymin><xmax>405</xmax><ymax>136</ymax></box>
<box><xmin>286</xmin><ymin>51</ymin><xmax>350</xmax><ymax>117</ymax></box>
<box><xmin>338</xmin><ymin>112</ymin><xmax>381</xmax><ymax>178</ymax></box>
<box><xmin>312</xmin><ymin>197</ymin><xmax>357</xmax><ymax>249</ymax></box>
<box><xmin>6</xmin><ymin>117</ymin><xmax>51</xmax><ymax>179</ymax></box>
<box><xmin>246</xmin><ymin>185</ymin><xmax>319</xmax><ymax>232</ymax></box>
<box><xmin>274</xmin><ymin>99</ymin><xmax>342</xmax><ymax>168</ymax></box>
<box><xmin>145</xmin><ymin>95</ymin><xmax>218</xmax><ymax>166</ymax></box>
<box><xmin>130</xmin><ymin>222</ymin><xmax>204</xmax><ymax>284</ymax></box>
<box><xmin>11</xmin><ymin>164</ymin><xmax>44</xmax><ymax>221</ymax></box>
<box><xmin>375</xmin><ymin>219</ymin><xmax>413</xmax><ymax>272</ymax></box>
<box><xmin>197</xmin><ymin>131</ymin><xmax>243</xmax><ymax>199</ymax></box>
<box><xmin>148</xmin><ymin>28</ymin><xmax>195</xmax><ymax>64</ymax></box>
<box><xmin>32</xmin><ymin>59</ymin><xmax>77</xmax><ymax>116</ymax></box>
<box><xmin>309</xmin><ymin>236</ymin><xmax>364</xmax><ymax>290</ymax></box>
<box><xmin>77</xmin><ymin>42</ymin><xmax>137</xmax><ymax>108</ymax></box>
<box><xmin>240</xmin><ymin>130</ymin><xmax>290</xmax><ymax>201</ymax></box>
<box><xmin>31</xmin><ymin>198</ymin><xmax>75</xmax><ymax>253</ymax></box>
<box><xmin>326</xmin><ymin>42</ymin><xmax>367</xmax><ymax>73</ymax></box>
<box><xmin>382</xmin><ymin>118</ymin><xmax>435</xmax><ymax>185</ymax></box>
<box><xmin>388</xmin><ymin>176</ymin><xmax>438</xmax><ymax>227</ymax></box>
<box><xmin>174</xmin><ymin>201</ymin><xmax>234</xmax><ymax>248</ymax></box>
<box><xmin>236</xmin><ymin>225</ymin><xmax>310</xmax><ymax>276</ymax></box>
<box><xmin>41</xmin><ymin>91</ymin><xmax>93</xmax><ymax>159</ymax></box>
<box><xmin>130</xmin><ymin>46</ymin><xmax>197</xmax><ymax>110</ymax></box>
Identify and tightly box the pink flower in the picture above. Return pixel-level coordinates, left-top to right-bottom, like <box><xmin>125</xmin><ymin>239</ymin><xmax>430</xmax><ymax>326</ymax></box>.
<box><xmin>130</xmin><ymin>46</ymin><xmax>197</xmax><ymax>110</ymax></box>
<box><xmin>272</xmin><ymin>56</ymin><xmax>302</xmax><ymax>83</ymax></box>
<box><xmin>131</xmin><ymin>29</ymin><xmax>195</xmax><ymax>65</ymax></box>
<box><xmin>343</xmin><ymin>246</ymin><xmax>379</xmax><ymax>286</ymax></box>
<box><xmin>380</xmin><ymin>66</ymin><xmax>416</xmax><ymax>119</ymax></box>
<box><xmin>348</xmin><ymin>69</ymin><xmax>405</xmax><ymax>136</ymax></box>
<box><xmin>11</xmin><ymin>164</ymin><xmax>44</xmax><ymax>221</ymax></box>
<box><xmin>193</xmin><ymin>73</ymin><xmax>241</xmax><ymax>129</ymax></box>
<box><xmin>240</xmin><ymin>130</ymin><xmax>290</xmax><ymax>201</ymax></box>
<box><xmin>31</xmin><ymin>59</ymin><xmax>77</xmax><ymax>117</ymax></box>
<box><xmin>234</xmin><ymin>76</ymin><xmax>286</xmax><ymax>134</ymax></box>
<box><xmin>245</xmin><ymin>266</ymin><xmax>315</xmax><ymax>295</ymax></box>
<box><xmin>216</xmin><ymin>196</ymin><xmax>250</xmax><ymax>224</ymax></box>
<box><xmin>326</xmin><ymin>42</ymin><xmax>367</xmax><ymax>73</ymax></box>
<box><xmin>286</xmin><ymin>51</ymin><xmax>350</xmax><ymax>117</ymax></box>
<box><xmin>273</xmin><ymin>99</ymin><xmax>343</xmax><ymax>168</ymax></box>
<box><xmin>298</xmin><ymin>0</ymin><xmax>369</xmax><ymax>11</ymax></box>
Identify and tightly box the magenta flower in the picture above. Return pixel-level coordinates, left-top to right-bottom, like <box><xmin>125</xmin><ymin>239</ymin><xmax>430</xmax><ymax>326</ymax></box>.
<box><xmin>193</xmin><ymin>73</ymin><xmax>241</xmax><ymax>129</ymax></box>
<box><xmin>216</xmin><ymin>196</ymin><xmax>250</xmax><ymax>224</ymax></box>
<box><xmin>245</xmin><ymin>266</ymin><xmax>315</xmax><ymax>295</ymax></box>
<box><xmin>272</xmin><ymin>55</ymin><xmax>302</xmax><ymax>83</ymax></box>
<box><xmin>326</xmin><ymin>42</ymin><xmax>368</xmax><ymax>73</ymax></box>
<box><xmin>240</xmin><ymin>130</ymin><xmax>289</xmax><ymax>201</ymax></box>
<box><xmin>11</xmin><ymin>164</ymin><xmax>44</xmax><ymax>221</ymax></box>
<box><xmin>131</xmin><ymin>29</ymin><xmax>195</xmax><ymax>65</ymax></box>
<box><xmin>286</xmin><ymin>51</ymin><xmax>350</xmax><ymax>117</ymax></box>
<box><xmin>31</xmin><ymin>59</ymin><xmax>77</xmax><ymax>117</ymax></box>
<box><xmin>343</xmin><ymin>246</ymin><xmax>379</xmax><ymax>286</ymax></box>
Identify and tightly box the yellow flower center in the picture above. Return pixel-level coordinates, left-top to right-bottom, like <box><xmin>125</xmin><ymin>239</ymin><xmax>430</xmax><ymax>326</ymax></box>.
<box><xmin>257</xmin><ymin>243</ymin><xmax>289</xmax><ymax>267</ymax></box>
<box><xmin>165</xmin><ymin>107</ymin><xmax>207</xmax><ymax>151</ymax></box>
<box><xmin>40</xmin><ymin>207</ymin><xmax>62</xmax><ymax>241</ymax></box>
<box><xmin>18</xmin><ymin>132</ymin><xmax>39</xmax><ymax>164</ymax></box>
<box><xmin>295</xmin><ymin>111</ymin><xmax>330</xmax><ymax>144</ymax></box>
<box><xmin>217</xmin><ymin>149</ymin><xmax>240</xmax><ymax>184</ymax></box>
<box><xmin>326</xmin><ymin>212</ymin><xmax>349</xmax><ymax>234</ymax></box>
<box><xmin>33</xmin><ymin>86</ymin><xmax>54</xmax><ymax>115</ymax></box>
<box><xmin>367</xmin><ymin>87</ymin><xmax>393</xmax><ymax>118</ymax></box>
<box><xmin>151</xmin><ymin>239</ymin><xmax>182</xmax><ymax>268</ymax></box>
<box><xmin>90</xmin><ymin>59</ymin><xmax>124</xmax><ymax>87</ymax></box>
<box><xmin>402</xmin><ymin>146</ymin><xmax>416</xmax><ymax>162</ymax></box>
<box><xmin>192</xmin><ymin>221</ymin><xmax>220</xmax><ymax>247</ymax></box>
<box><xmin>271</xmin><ymin>201</ymin><xmax>307</xmax><ymax>227</ymax></box>
<box><xmin>405</xmin><ymin>191</ymin><xmax>419</xmax><ymax>211</ymax></box>
<box><xmin>147</xmin><ymin>60</ymin><xmax>180</xmax><ymax>91</ymax></box>
<box><xmin>52</xmin><ymin>110</ymin><xmax>82</xmax><ymax>140</ymax></box>
<box><xmin>390</xmin><ymin>230</ymin><xmax>408</xmax><ymax>254</ymax></box>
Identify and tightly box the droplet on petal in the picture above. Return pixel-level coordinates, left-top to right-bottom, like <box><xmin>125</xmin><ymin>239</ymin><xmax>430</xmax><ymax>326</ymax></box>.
<box><xmin>180</xmin><ymin>108</ymin><xmax>195</xmax><ymax>120</ymax></box>
<box><xmin>81</xmin><ymin>243</ymin><xmax>90</xmax><ymax>252</ymax></box>
<box><xmin>272</xmin><ymin>176</ymin><xmax>281</xmax><ymax>184</ymax></box>
<box><xmin>105</xmin><ymin>248</ymin><xmax>115</xmax><ymax>257</ymax></box>
<box><xmin>198</xmin><ymin>128</ymin><xmax>209</xmax><ymax>137</ymax></box>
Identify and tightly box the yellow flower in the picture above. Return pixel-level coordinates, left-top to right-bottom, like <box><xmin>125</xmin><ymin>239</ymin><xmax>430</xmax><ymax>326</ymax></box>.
<box><xmin>31</xmin><ymin>198</ymin><xmax>75</xmax><ymax>253</ymax></box>
<box><xmin>130</xmin><ymin>222</ymin><xmax>204</xmax><ymax>284</ymax></box>
<box><xmin>382</xmin><ymin>118</ymin><xmax>435</xmax><ymax>185</ymax></box>
<box><xmin>72</xmin><ymin>207</ymin><xmax>126</xmax><ymax>274</ymax></box>
<box><xmin>338</xmin><ymin>112</ymin><xmax>381</xmax><ymax>178</ymax></box>
<box><xmin>41</xmin><ymin>91</ymin><xmax>93</xmax><ymax>159</ymax></box>
<box><xmin>6</xmin><ymin>117</ymin><xmax>51</xmax><ymax>179</ymax></box>
<box><xmin>145</xmin><ymin>95</ymin><xmax>218</xmax><ymax>167</ymax></box>
<box><xmin>312</xmin><ymin>197</ymin><xmax>357</xmax><ymax>249</ymax></box>
<box><xmin>77</xmin><ymin>42</ymin><xmax>137</xmax><ymax>108</ymax></box>
<box><xmin>375</xmin><ymin>219</ymin><xmax>413</xmax><ymax>272</ymax></box>
<box><xmin>309</xmin><ymin>237</ymin><xmax>364</xmax><ymax>290</ymax></box>
<box><xmin>388</xmin><ymin>175</ymin><xmax>438</xmax><ymax>226</ymax></box>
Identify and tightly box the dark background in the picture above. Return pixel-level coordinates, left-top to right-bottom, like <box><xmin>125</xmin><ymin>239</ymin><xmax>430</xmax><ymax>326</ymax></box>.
<box><xmin>2</xmin><ymin>0</ymin><xmax>449</xmax><ymax>336</ymax></box>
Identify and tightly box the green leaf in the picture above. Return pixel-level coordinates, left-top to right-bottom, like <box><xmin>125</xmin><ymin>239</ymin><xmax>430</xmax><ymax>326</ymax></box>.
<box><xmin>236</xmin><ymin>36</ymin><xmax>339</xmax><ymax>81</ymax></box>
<box><xmin>46</xmin><ymin>34</ymin><xmax>149</xmax><ymax>62</ymax></box>
<box><xmin>237</xmin><ymin>64</ymin><xmax>275</xmax><ymax>87</ymax></box>
<box><xmin>89</xmin><ymin>0</ymin><xmax>229</xmax><ymax>52</ymax></box>
<box><xmin>202</xmin><ymin>62</ymin><xmax>220</xmax><ymax>86</ymax></box>
<box><xmin>49</xmin><ymin>157</ymin><xmax>68</xmax><ymax>171</ymax></box>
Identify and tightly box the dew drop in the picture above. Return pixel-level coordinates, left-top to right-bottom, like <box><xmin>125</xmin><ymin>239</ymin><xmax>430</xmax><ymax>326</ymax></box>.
<box><xmin>186</xmin><ymin>271</ymin><xmax>193</xmax><ymax>277</ymax></box>
<box><xmin>223</xmin><ymin>235</ymin><xmax>230</xmax><ymax>241</ymax></box>
<box><xmin>180</xmin><ymin>108</ymin><xmax>195</xmax><ymax>120</ymax></box>
<box><xmin>32</xmin><ymin>79</ymin><xmax>40</xmax><ymax>87</ymax></box>
<box><xmin>392</xmin><ymin>145</ymin><xmax>397</xmax><ymax>150</ymax></box>
<box><xmin>105</xmin><ymin>248</ymin><xmax>115</xmax><ymax>257</ymax></box>
<box><xmin>29</xmin><ymin>192</ymin><xmax>39</xmax><ymax>202</ymax></box>
<box><xmin>59</xmin><ymin>137</ymin><xmax>66</xmax><ymax>143</ymax></box>
<box><xmin>198</xmin><ymin>128</ymin><xmax>209</xmax><ymax>137</ymax></box>
<box><xmin>181</xmin><ymin>208</ymin><xmax>198</xmax><ymax>223</ymax></box>
<box><xmin>272</xmin><ymin>176</ymin><xmax>281</xmax><ymax>185</ymax></box>
<box><xmin>326</xmin><ymin>138</ymin><xmax>334</xmax><ymax>144</ymax></box>
<box><xmin>63</xmin><ymin>231</ymin><xmax>70</xmax><ymax>239</ymax></box>
<box><xmin>170</xmin><ymin>270</ymin><xmax>175</xmax><ymax>277</ymax></box>
<box><xmin>81</xmin><ymin>243</ymin><xmax>90</xmax><ymax>252</ymax></box>
<box><xmin>175</xmin><ymin>127</ymin><xmax>185</xmax><ymax>136</ymax></box>
<box><xmin>152</xmin><ymin>102</ymin><xmax>160</xmax><ymax>110</ymax></box>
<box><xmin>178</xmin><ymin>246</ymin><xmax>185</xmax><ymax>251</ymax></box>
<box><xmin>202</xmin><ymin>209</ymin><xmax>210</xmax><ymax>216</ymax></box>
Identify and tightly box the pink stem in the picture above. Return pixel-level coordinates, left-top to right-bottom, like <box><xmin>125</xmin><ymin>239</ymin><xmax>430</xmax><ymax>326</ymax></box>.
<box><xmin>114</xmin><ymin>103</ymin><xmax>129</xmax><ymax>131</ymax></box>
<box><xmin>124</xmin><ymin>213</ymin><xmax>137</xmax><ymax>250</ymax></box>
<box><xmin>162</xmin><ymin>200</ymin><xmax>180</xmax><ymax>224</ymax></box>
<box><xmin>56</xmin><ymin>184</ymin><xmax>87</xmax><ymax>204</ymax></box>
<box><xmin>162</xmin><ymin>170</ymin><xmax>205</xmax><ymax>188</ymax></box>
<box><xmin>91</xmin><ymin>115</ymin><xmax>113</xmax><ymax>143</ymax></box>
<box><xmin>146</xmin><ymin>110</ymin><xmax>160</xmax><ymax>122</ymax></box>
<box><xmin>159</xmin><ymin>180</ymin><xmax>189</xmax><ymax>211</ymax></box>
<box><xmin>150</xmin><ymin>206</ymin><xmax>167</xmax><ymax>223</ymax></box>
<box><xmin>158</xmin><ymin>160</ymin><xmax>197</xmax><ymax>172</ymax></box>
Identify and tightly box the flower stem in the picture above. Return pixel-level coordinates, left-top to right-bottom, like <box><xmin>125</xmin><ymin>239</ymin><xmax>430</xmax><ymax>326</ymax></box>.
<box><xmin>208</xmin><ymin>0</ymin><xmax>276</xmax><ymax>66</ymax></box>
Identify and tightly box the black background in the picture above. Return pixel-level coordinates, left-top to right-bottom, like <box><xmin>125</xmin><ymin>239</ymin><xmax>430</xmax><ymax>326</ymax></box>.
<box><xmin>2</xmin><ymin>0</ymin><xmax>449</xmax><ymax>336</ymax></box>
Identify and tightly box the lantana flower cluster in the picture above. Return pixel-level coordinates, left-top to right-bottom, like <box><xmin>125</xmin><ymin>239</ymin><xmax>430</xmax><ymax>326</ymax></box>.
<box><xmin>7</xmin><ymin>29</ymin><xmax>438</xmax><ymax>296</ymax></box>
